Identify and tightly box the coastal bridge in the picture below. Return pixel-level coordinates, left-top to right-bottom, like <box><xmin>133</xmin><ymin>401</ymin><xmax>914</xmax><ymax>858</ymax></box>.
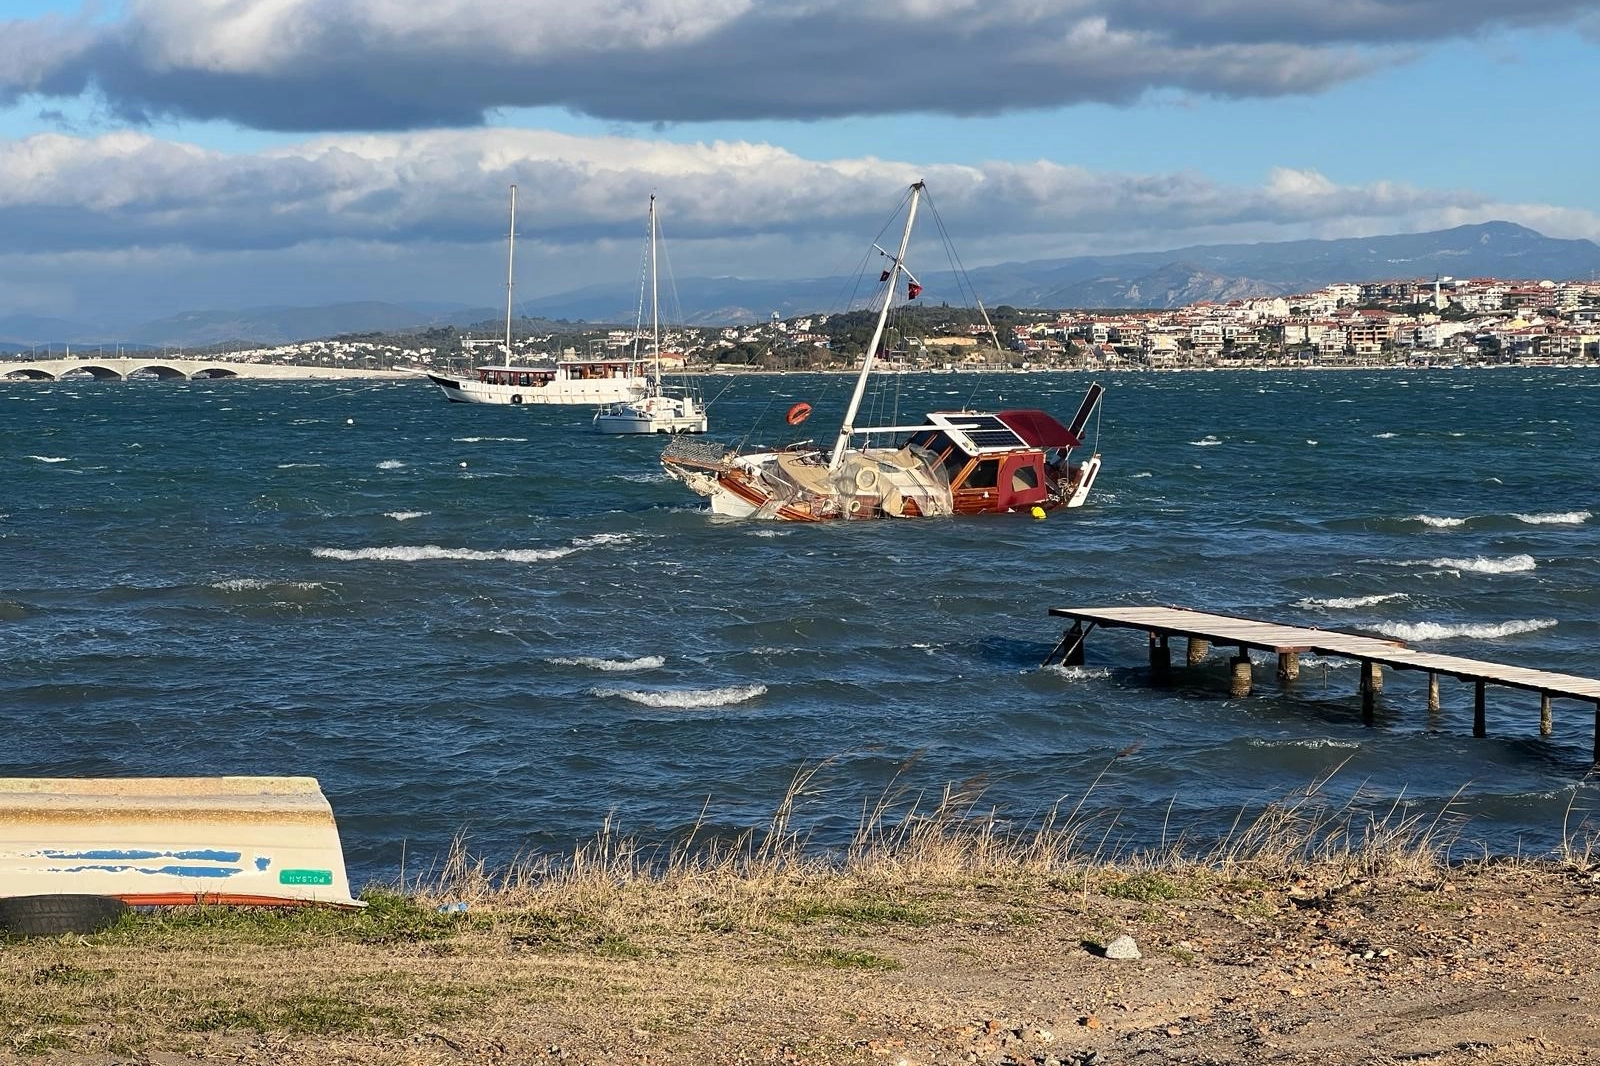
<box><xmin>2</xmin><ymin>357</ymin><xmax>412</xmax><ymax>382</ymax></box>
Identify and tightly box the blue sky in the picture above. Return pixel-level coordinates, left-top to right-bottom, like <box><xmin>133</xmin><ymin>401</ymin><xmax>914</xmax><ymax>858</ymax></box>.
<box><xmin>2</xmin><ymin>1</ymin><xmax>1599</xmax><ymax>326</ymax></box>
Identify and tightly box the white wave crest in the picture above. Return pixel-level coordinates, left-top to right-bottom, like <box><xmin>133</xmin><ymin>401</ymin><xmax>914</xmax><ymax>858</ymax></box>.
<box><xmin>1371</xmin><ymin>618</ymin><xmax>1557</xmax><ymax>641</ymax></box>
<box><xmin>26</xmin><ymin>455</ymin><xmax>70</xmax><ymax>463</ymax></box>
<box><xmin>1190</xmin><ymin>436</ymin><xmax>1222</xmax><ymax>446</ymax></box>
<box><xmin>550</xmin><ymin>655</ymin><xmax>665</xmax><ymax>672</ymax></box>
<box><xmin>313</xmin><ymin>545</ymin><xmax>576</xmax><ymax>563</ymax></box>
<box><xmin>1373</xmin><ymin>432</ymin><xmax>1398</xmax><ymax>439</ymax></box>
<box><xmin>1411</xmin><ymin>514</ymin><xmax>1467</xmax><ymax>528</ymax></box>
<box><xmin>1246</xmin><ymin>738</ymin><xmax>1361</xmax><ymax>750</ymax></box>
<box><xmin>384</xmin><ymin>511</ymin><xmax>429</xmax><ymax>521</ymax></box>
<box><xmin>1295</xmin><ymin>593</ymin><xmax>1408</xmax><ymax>610</ymax></box>
<box><xmin>591</xmin><ymin>684</ymin><xmax>767</xmax><ymax>708</ymax></box>
<box><xmin>276</xmin><ymin>462</ymin><xmax>323</xmax><ymax>469</ymax></box>
<box><xmin>1041</xmin><ymin>664</ymin><xmax>1113</xmax><ymax>681</ymax></box>
<box><xmin>1513</xmin><ymin>510</ymin><xmax>1591</xmax><ymax>525</ymax></box>
<box><xmin>1129</xmin><ymin>472</ymin><xmax>1153</xmax><ymax>479</ymax></box>
<box><xmin>453</xmin><ymin>436</ymin><xmax>528</xmax><ymax>443</ymax></box>
<box><xmin>212</xmin><ymin>578</ymin><xmax>328</xmax><ymax>592</ymax></box>
<box><xmin>1426</xmin><ymin>554</ymin><xmax>1536</xmax><ymax>574</ymax></box>
<box><xmin>573</xmin><ymin>533</ymin><xmax>634</xmax><ymax>547</ymax></box>
<box><xmin>376</xmin><ymin>459</ymin><xmax>406</xmax><ymax>470</ymax></box>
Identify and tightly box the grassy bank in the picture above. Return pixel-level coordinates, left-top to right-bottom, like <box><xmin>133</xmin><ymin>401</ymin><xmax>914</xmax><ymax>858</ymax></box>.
<box><xmin>5</xmin><ymin>773</ymin><xmax>1598</xmax><ymax>1064</ymax></box>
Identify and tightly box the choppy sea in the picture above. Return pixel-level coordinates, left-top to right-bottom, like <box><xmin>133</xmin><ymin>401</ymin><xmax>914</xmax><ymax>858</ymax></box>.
<box><xmin>4</xmin><ymin>368</ymin><xmax>1599</xmax><ymax>883</ymax></box>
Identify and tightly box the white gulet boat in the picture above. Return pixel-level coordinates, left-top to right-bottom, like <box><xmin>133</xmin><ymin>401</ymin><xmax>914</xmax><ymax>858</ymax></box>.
<box><xmin>426</xmin><ymin>185</ymin><xmax>651</xmax><ymax>407</ymax></box>
<box><xmin>660</xmin><ymin>181</ymin><xmax>1103</xmax><ymax>521</ymax></box>
<box><xmin>595</xmin><ymin>196</ymin><xmax>708</xmax><ymax>434</ymax></box>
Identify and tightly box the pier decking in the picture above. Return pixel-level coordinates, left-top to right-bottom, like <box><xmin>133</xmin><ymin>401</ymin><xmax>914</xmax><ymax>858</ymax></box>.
<box><xmin>1045</xmin><ymin>606</ymin><xmax>1600</xmax><ymax>761</ymax></box>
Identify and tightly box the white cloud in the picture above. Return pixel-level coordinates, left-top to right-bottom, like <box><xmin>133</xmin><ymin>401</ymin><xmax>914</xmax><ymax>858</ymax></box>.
<box><xmin>3</xmin><ymin>0</ymin><xmax>1590</xmax><ymax>129</ymax></box>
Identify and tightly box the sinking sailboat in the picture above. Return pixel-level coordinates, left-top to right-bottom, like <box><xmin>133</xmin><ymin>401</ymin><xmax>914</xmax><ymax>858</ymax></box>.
<box><xmin>595</xmin><ymin>196</ymin><xmax>708</xmax><ymax>434</ymax></box>
<box><xmin>426</xmin><ymin>185</ymin><xmax>651</xmax><ymax>406</ymax></box>
<box><xmin>660</xmin><ymin>181</ymin><xmax>1103</xmax><ymax>521</ymax></box>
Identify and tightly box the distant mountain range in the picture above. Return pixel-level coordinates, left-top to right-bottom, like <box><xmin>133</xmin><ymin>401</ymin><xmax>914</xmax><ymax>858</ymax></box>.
<box><xmin>5</xmin><ymin>222</ymin><xmax>1599</xmax><ymax>350</ymax></box>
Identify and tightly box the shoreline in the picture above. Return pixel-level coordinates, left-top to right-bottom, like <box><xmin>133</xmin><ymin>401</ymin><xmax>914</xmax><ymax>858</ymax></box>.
<box><xmin>3</xmin><ymin>851</ymin><xmax>1595</xmax><ymax>1064</ymax></box>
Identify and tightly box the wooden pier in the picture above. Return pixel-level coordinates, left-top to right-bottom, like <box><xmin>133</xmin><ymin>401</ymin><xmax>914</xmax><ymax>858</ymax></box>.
<box><xmin>1045</xmin><ymin>606</ymin><xmax>1600</xmax><ymax>762</ymax></box>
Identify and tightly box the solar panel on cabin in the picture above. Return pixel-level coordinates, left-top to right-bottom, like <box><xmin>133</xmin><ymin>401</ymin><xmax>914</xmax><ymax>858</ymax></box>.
<box><xmin>956</xmin><ymin>415</ymin><xmax>1024</xmax><ymax>448</ymax></box>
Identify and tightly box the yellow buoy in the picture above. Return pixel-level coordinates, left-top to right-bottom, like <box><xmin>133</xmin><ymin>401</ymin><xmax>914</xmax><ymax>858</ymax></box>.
<box><xmin>1030</xmin><ymin>505</ymin><xmax>1046</xmax><ymax>520</ymax></box>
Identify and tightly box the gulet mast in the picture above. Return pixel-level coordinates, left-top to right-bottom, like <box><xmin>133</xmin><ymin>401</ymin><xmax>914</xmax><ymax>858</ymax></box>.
<box><xmin>828</xmin><ymin>181</ymin><xmax>923</xmax><ymax>471</ymax></box>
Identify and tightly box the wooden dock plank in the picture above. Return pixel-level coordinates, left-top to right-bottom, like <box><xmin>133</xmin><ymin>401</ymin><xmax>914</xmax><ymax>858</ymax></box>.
<box><xmin>1048</xmin><ymin>605</ymin><xmax>1600</xmax><ymax>703</ymax></box>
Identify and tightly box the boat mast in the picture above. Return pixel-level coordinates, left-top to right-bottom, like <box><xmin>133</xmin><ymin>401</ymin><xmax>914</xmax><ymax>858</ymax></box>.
<box><xmin>504</xmin><ymin>184</ymin><xmax>516</xmax><ymax>368</ymax></box>
<box><xmin>829</xmin><ymin>181</ymin><xmax>922</xmax><ymax>471</ymax></box>
<box><xmin>650</xmin><ymin>194</ymin><xmax>661</xmax><ymax>388</ymax></box>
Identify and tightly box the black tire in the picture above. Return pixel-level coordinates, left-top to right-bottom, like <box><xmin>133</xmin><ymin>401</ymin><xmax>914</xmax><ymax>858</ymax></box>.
<box><xmin>0</xmin><ymin>894</ymin><xmax>128</xmax><ymax>937</ymax></box>
<box><xmin>510</xmin><ymin>394</ymin><xmax>523</xmax><ymax>405</ymax></box>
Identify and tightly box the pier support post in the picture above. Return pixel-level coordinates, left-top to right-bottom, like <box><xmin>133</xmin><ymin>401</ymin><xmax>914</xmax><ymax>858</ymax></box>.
<box><xmin>1276</xmin><ymin>652</ymin><xmax>1299</xmax><ymax>685</ymax></box>
<box><xmin>1360</xmin><ymin>661</ymin><xmax>1376</xmax><ymax>725</ymax></box>
<box><xmin>1594</xmin><ymin>703</ymin><xmax>1600</xmax><ymax>765</ymax></box>
<box><xmin>1366</xmin><ymin>662</ymin><xmax>1384</xmax><ymax>694</ymax></box>
<box><xmin>1149</xmin><ymin>633</ymin><xmax>1171</xmax><ymax>683</ymax></box>
<box><xmin>1427</xmin><ymin>673</ymin><xmax>1440</xmax><ymax>715</ymax></box>
<box><xmin>1473</xmin><ymin>682</ymin><xmax>1487</xmax><ymax>738</ymax></box>
<box><xmin>1065</xmin><ymin>622</ymin><xmax>1085</xmax><ymax>667</ymax></box>
<box><xmin>1541</xmin><ymin>694</ymin><xmax>1553</xmax><ymax>737</ymax></box>
<box><xmin>1230</xmin><ymin>653</ymin><xmax>1253</xmax><ymax>698</ymax></box>
<box><xmin>1186</xmin><ymin>637</ymin><xmax>1210</xmax><ymax>667</ymax></box>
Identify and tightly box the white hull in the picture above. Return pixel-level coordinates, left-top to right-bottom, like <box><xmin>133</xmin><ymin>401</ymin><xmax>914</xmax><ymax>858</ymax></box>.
<box><xmin>428</xmin><ymin>372</ymin><xmax>646</xmax><ymax>406</ymax></box>
<box><xmin>595</xmin><ymin>392</ymin><xmax>708</xmax><ymax>434</ymax></box>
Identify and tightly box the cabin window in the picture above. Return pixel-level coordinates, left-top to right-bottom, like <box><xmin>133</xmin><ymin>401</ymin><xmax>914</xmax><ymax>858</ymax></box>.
<box><xmin>964</xmin><ymin>458</ymin><xmax>1000</xmax><ymax>489</ymax></box>
<box><xmin>1011</xmin><ymin>464</ymin><xmax>1039</xmax><ymax>491</ymax></box>
<box><xmin>518</xmin><ymin>373</ymin><xmax>530</xmax><ymax>387</ymax></box>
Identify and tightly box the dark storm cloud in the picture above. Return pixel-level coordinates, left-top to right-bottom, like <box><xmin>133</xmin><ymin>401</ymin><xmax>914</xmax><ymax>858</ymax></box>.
<box><xmin>2</xmin><ymin>0</ymin><xmax>1591</xmax><ymax>131</ymax></box>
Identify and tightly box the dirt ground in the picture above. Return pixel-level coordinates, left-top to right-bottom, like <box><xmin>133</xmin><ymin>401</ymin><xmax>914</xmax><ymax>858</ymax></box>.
<box><xmin>4</xmin><ymin>862</ymin><xmax>1599</xmax><ymax>1066</ymax></box>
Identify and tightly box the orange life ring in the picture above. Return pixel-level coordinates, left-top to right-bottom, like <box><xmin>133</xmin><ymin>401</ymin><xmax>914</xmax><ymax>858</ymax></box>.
<box><xmin>786</xmin><ymin>402</ymin><xmax>812</xmax><ymax>426</ymax></box>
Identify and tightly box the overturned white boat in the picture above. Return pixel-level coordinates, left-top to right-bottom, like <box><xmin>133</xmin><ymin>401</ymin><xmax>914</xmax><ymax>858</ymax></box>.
<box><xmin>0</xmin><ymin>776</ymin><xmax>362</xmax><ymax>908</ymax></box>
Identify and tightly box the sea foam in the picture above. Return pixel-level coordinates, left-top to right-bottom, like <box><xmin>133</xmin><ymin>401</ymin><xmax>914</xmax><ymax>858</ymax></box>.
<box><xmin>26</xmin><ymin>455</ymin><xmax>70</xmax><ymax>463</ymax></box>
<box><xmin>313</xmin><ymin>545</ymin><xmax>576</xmax><ymax>563</ymax></box>
<box><xmin>1423</xmin><ymin>554</ymin><xmax>1536</xmax><ymax>574</ymax></box>
<box><xmin>1294</xmin><ymin>593</ymin><xmax>1407</xmax><ymax>610</ymax></box>
<box><xmin>1410</xmin><ymin>514</ymin><xmax>1467</xmax><ymax>528</ymax></box>
<box><xmin>1513</xmin><ymin>510</ymin><xmax>1591</xmax><ymax>525</ymax></box>
<box><xmin>1370</xmin><ymin>618</ymin><xmax>1557</xmax><ymax>641</ymax></box>
<box><xmin>550</xmin><ymin>655</ymin><xmax>664</xmax><ymax>672</ymax></box>
<box><xmin>384</xmin><ymin>511</ymin><xmax>429</xmax><ymax>521</ymax></box>
<box><xmin>590</xmin><ymin>683</ymin><xmax>767</xmax><ymax>708</ymax></box>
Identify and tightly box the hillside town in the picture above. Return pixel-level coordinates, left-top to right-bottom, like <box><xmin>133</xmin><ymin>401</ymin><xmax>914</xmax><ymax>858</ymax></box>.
<box><xmin>7</xmin><ymin>275</ymin><xmax>1600</xmax><ymax>375</ymax></box>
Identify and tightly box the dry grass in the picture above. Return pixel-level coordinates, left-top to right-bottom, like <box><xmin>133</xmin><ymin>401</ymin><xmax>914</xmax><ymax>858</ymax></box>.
<box><xmin>0</xmin><ymin>761</ymin><xmax>1549</xmax><ymax>1062</ymax></box>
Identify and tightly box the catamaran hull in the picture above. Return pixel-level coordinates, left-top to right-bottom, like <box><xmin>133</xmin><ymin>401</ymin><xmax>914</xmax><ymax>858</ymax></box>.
<box><xmin>427</xmin><ymin>373</ymin><xmax>646</xmax><ymax>406</ymax></box>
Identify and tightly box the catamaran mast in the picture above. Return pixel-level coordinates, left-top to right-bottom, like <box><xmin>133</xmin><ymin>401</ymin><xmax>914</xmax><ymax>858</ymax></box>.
<box><xmin>829</xmin><ymin>181</ymin><xmax>922</xmax><ymax>471</ymax></box>
<box><xmin>504</xmin><ymin>184</ymin><xmax>516</xmax><ymax>368</ymax></box>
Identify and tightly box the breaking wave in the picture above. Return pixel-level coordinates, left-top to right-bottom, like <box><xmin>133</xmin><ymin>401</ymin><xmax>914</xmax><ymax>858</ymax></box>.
<box><xmin>1190</xmin><ymin>436</ymin><xmax>1222</xmax><ymax>446</ymax></box>
<box><xmin>26</xmin><ymin>455</ymin><xmax>70</xmax><ymax>463</ymax></box>
<box><xmin>590</xmin><ymin>684</ymin><xmax>768</xmax><ymax>708</ymax></box>
<box><xmin>384</xmin><ymin>511</ymin><xmax>428</xmax><ymax>521</ymax></box>
<box><xmin>572</xmin><ymin>533</ymin><xmax>635</xmax><ymax>547</ymax></box>
<box><xmin>1513</xmin><ymin>511</ymin><xmax>1591</xmax><ymax>525</ymax></box>
<box><xmin>211</xmin><ymin>578</ymin><xmax>329</xmax><ymax>592</ymax></box>
<box><xmin>376</xmin><ymin>459</ymin><xmax>406</xmax><ymax>470</ymax></box>
<box><xmin>1410</xmin><ymin>514</ymin><xmax>1467</xmax><ymax>528</ymax></box>
<box><xmin>1370</xmin><ymin>618</ymin><xmax>1557</xmax><ymax>641</ymax></box>
<box><xmin>313</xmin><ymin>545</ymin><xmax>576</xmax><ymax>563</ymax></box>
<box><xmin>1294</xmin><ymin>593</ymin><xmax>1408</xmax><ymax>610</ymax></box>
<box><xmin>453</xmin><ymin>436</ymin><xmax>528</xmax><ymax>443</ymax></box>
<box><xmin>1041</xmin><ymin>664</ymin><xmax>1113</xmax><ymax>681</ymax></box>
<box><xmin>1423</xmin><ymin>554</ymin><xmax>1536</xmax><ymax>574</ymax></box>
<box><xmin>549</xmin><ymin>655</ymin><xmax>664</xmax><ymax>672</ymax></box>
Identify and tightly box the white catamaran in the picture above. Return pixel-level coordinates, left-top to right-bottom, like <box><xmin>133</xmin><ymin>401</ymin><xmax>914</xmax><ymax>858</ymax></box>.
<box><xmin>594</xmin><ymin>195</ymin><xmax>708</xmax><ymax>434</ymax></box>
<box><xmin>426</xmin><ymin>185</ymin><xmax>651</xmax><ymax>407</ymax></box>
<box><xmin>660</xmin><ymin>181</ymin><xmax>1103</xmax><ymax>521</ymax></box>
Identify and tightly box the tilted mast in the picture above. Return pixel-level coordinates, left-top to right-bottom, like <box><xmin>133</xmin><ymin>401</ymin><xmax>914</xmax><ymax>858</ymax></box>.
<box><xmin>504</xmin><ymin>184</ymin><xmax>516</xmax><ymax>368</ymax></box>
<box><xmin>829</xmin><ymin>181</ymin><xmax>923</xmax><ymax>472</ymax></box>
